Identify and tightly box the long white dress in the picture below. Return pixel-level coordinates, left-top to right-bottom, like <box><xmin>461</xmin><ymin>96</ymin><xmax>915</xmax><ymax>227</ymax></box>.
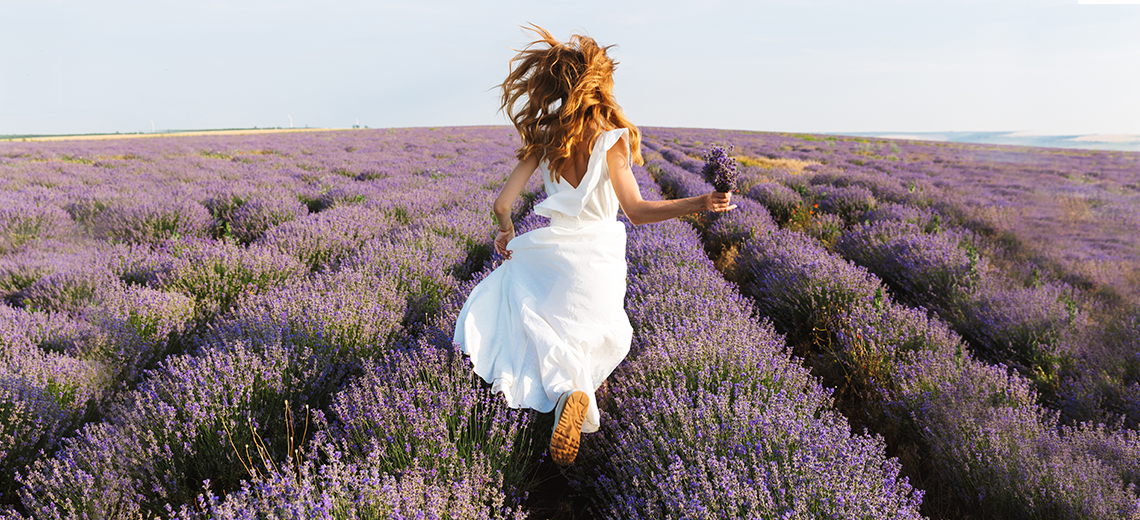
<box><xmin>453</xmin><ymin>128</ymin><xmax>634</xmax><ymax>434</ymax></box>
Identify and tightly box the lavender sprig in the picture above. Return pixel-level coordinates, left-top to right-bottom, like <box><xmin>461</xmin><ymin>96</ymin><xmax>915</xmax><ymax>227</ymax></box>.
<box><xmin>701</xmin><ymin>144</ymin><xmax>738</xmax><ymax>193</ymax></box>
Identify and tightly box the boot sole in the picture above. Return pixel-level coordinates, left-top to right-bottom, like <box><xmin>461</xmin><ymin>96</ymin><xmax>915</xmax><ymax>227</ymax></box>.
<box><xmin>550</xmin><ymin>391</ymin><xmax>589</xmax><ymax>466</ymax></box>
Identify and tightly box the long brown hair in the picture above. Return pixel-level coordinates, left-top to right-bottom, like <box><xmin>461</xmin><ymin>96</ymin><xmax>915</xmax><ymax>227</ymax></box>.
<box><xmin>500</xmin><ymin>24</ymin><xmax>643</xmax><ymax>182</ymax></box>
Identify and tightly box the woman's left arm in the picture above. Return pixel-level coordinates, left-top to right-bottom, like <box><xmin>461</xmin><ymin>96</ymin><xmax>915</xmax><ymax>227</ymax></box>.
<box><xmin>608</xmin><ymin>135</ymin><xmax>735</xmax><ymax>225</ymax></box>
<box><xmin>493</xmin><ymin>154</ymin><xmax>540</xmax><ymax>259</ymax></box>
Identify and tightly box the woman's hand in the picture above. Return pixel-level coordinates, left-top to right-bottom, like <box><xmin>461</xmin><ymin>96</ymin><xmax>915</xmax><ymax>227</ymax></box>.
<box><xmin>704</xmin><ymin>191</ymin><xmax>737</xmax><ymax>213</ymax></box>
<box><xmin>495</xmin><ymin>227</ymin><xmax>516</xmax><ymax>260</ymax></box>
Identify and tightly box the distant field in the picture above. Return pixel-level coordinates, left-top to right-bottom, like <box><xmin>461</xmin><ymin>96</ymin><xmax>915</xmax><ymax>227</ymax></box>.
<box><xmin>840</xmin><ymin>130</ymin><xmax>1140</xmax><ymax>153</ymax></box>
<box><xmin>639</xmin><ymin>128</ymin><xmax>1140</xmax><ymax>307</ymax></box>
<box><xmin>1</xmin><ymin>127</ymin><xmax>1138</xmax><ymax>518</ymax></box>
<box><xmin>2</xmin><ymin>127</ymin><xmax>342</xmax><ymax>142</ymax></box>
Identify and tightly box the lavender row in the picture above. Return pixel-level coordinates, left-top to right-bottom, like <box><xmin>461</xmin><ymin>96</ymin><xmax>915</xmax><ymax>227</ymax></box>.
<box><xmin>733</xmin><ymin>226</ymin><xmax>1140</xmax><ymax>519</ymax></box>
<box><xmin>4</xmin><ymin>124</ymin><xmax>1133</xmax><ymax>516</ymax></box>
<box><xmin>167</xmin><ymin>329</ymin><xmax>537</xmax><ymax>519</ymax></box>
<box><xmin>644</xmin><ymin>126</ymin><xmax>1140</xmax><ymax>329</ymax></box>
<box><xmin>563</xmin><ymin>167</ymin><xmax>924</xmax><ymax>518</ymax></box>
<box><xmin>163</xmin><ymin>163</ymin><xmax>552</xmax><ymax>518</ymax></box>
<box><xmin>1</xmin><ymin>127</ymin><xmax>546</xmax><ymax>514</ymax></box>
<box><xmin>689</xmin><ymin>140</ymin><xmax>1080</xmax><ymax>401</ymax></box>
<box><xmin>0</xmin><ymin>128</ymin><xmax>519</xmax><ymax>256</ymax></box>
<box><xmin>8</xmin><ymin>126</ymin><xmax>1136</xmax><ymax>307</ymax></box>
<box><xmin>644</xmin><ymin>149</ymin><xmax>777</xmax><ymax>258</ymax></box>
<box><xmin>736</xmin><ymin>145</ymin><xmax>1136</xmax><ymax>428</ymax></box>
<box><xmin>833</xmin><ymin>219</ymin><xmax>1081</xmax><ymax>397</ymax></box>
<box><xmin>656</xmin><ymin>137</ymin><xmax>1140</xmax><ymax>428</ymax></box>
<box><xmin>645</xmin><ymin>142</ymin><xmax>1140</xmax><ymax>518</ymax></box>
<box><xmin>0</xmin><ymin>274</ymin><xmax>204</xmax><ymax>499</ymax></box>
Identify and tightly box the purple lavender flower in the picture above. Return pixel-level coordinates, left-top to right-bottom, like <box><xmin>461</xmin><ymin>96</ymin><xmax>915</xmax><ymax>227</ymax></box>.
<box><xmin>153</xmin><ymin>237</ymin><xmax>305</xmax><ymax>319</ymax></box>
<box><xmin>0</xmin><ymin>245</ymin><xmax>98</xmax><ymax>297</ymax></box>
<box><xmin>326</xmin><ymin>342</ymin><xmax>539</xmax><ymax>507</ymax></box>
<box><xmin>1</xmin><ymin>375</ymin><xmax>77</xmax><ymax>497</ymax></box>
<box><xmin>569</xmin><ymin>218</ymin><xmax>925</xmax><ymax>518</ymax></box>
<box><xmin>835</xmin><ymin>220</ymin><xmax>986</xmax><ymax>304</ymax></box>
<box><xmin>101</xmin><ymin>241</ymin><xmax>175</xmax><ymax>287</ymax></box>
<box><xmin>701</xmin><ymin>144</ymin><xmax>738</xmax><ymax>193</ymax></box>
<box><xmin>957</xmin><ymin>278</ymin><xmax>1077</xmax><ymax>376</ymax></box>
<box><xmin>0</xmin><ymin>196</ymin><xmax>76</xmax><ymax>254</ymax></box>
<box><xmin>648</xmin><ymin>158</ymin><xmax>714</xmax><ymax>201</ymax></box>
<box><xmin>228</xmin><ymin>196</ymin><xmax>309</xmax><ymax>244</ymax></box>
<box><xmin>85</xmin><ymin>284</ymin><xmax>197</xmax><ymax>384</ymax></box>
<box><xmin>705</xmin><ymin>197</ymin><xmax>777</xmax><ymax>256</ymax></box>
<box><xmin>20</xmin><ymin>261</ymin><xmax>119</xmax><ymax>316</ymax></box>
<box><xmin>204</xmin><ymin>267</ymin><xmax>406</xmax><ymax>368</ymax></box>
<box><xmin>92</xmin><ymin>197</ymin><xmax>213</xmax><ymax>244</ymax></box>
<box><xmin>659</xmin><ymin>147</ymin><xmax>704</xmax><ymax>175</ymax></box>
<box><xmin>0</xmin><ymin>302</ymin><xmax>95</xmax><ymax>355</ymax></box>
<box><xmin>339</xmin><ymin>230</ymin><xmax>467</xmax><ymax>324</ymax></box>
<box><xmin>813</xmin><ymin>184</ymin><xmax>877</xmax><ymax>224</ymax></box>
<box><xmin>256</xmin><ymin>205</ymin><xmax>396</xmax><ymax>271</ymax></box>
<box><xmin>864</xmin><ymin>202</ymin><xmax>941</xmax><ymax>231</ymax></box>
<box><xmin>5</xmin><ymin>124</ymin><xmax>1139</xmax><ymax>517</ymax></box>
<box><xmin>746</xmin><ymin>181</ymin><xmax>802</xmax><ymax>223</ymax></box>
<box><xmin>1</xmin><ymin>306</ymin><xmax>106</xmax><ymax>495</ymax></box>
<box><xmin>891</xmin><ymin>348</ymin><xmax>1139</xmax><ymax>519</ymax></box>
<box><xmin>732</xmin><ymin>227</ymin><xmax>885</xmax><ymax>343</ymax></box>
<box><xmin>168</xmin><ymin>452</ymin><xmax>527</xmax><ymax>520</ymax></box>
<box><xmin>18</xmin><ymin>340</ymin><xmax>319</xmax><ymax>518</ymax></box>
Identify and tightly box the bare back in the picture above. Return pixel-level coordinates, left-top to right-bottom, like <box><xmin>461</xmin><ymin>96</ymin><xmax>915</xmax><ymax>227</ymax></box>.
<box><xmin>554</xmin><ymin>131</ymin><xmax>602</xmax><ymax>189</ymax></box>
<box><xmin>559</xmin><ymin>150</ymin><xmax>589</xmax><ymax>189</ymax></box>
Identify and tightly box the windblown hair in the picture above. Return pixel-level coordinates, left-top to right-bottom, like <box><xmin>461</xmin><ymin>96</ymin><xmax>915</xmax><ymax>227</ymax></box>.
<box><xmin>500</xmin><ymin>24</ymin><xmax>643</xmax><ymax>183</ymax></box>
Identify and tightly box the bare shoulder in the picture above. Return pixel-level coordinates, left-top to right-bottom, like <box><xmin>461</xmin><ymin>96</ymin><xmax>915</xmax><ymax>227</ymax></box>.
<box><xmin>518</xmin><ymin>153</ymin><xmax>541</xmax><ymax>171</ymax></box>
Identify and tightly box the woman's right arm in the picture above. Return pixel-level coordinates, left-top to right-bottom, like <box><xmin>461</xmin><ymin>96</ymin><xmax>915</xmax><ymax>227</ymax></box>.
<box><xmin>607</xmin><ymin>136</ymin><xmax>735</xmax><ymax>226</ymax></box>
<box><xmin>492</xmin><ymin>154</ymin><xmax>540</xmax><ymax>259</ymax></box>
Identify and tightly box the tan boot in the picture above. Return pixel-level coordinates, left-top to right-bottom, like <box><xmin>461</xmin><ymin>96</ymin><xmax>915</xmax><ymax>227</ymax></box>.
<box><xmin>550</xmin><ymin>390</ymin><xmax>589</xmax><ymax>466</ymax></box>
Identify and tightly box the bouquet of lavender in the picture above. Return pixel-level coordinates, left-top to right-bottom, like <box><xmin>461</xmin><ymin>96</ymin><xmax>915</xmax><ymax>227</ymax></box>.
<box><xmin>702</xmin><ymin>144</ymin><xmax>738</xmax><ymax>193</ymax></box>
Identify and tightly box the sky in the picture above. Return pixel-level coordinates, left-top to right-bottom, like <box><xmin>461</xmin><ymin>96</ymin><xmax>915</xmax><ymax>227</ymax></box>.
<box><xmin>1</xmin><ymin>0</ymin><xmax>1138</xmax><ymax>137</ymax></box>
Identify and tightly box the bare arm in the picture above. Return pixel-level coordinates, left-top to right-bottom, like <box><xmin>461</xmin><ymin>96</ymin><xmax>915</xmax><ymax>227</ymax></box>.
<box><xmin>608</xmin><ymin>135</ymin><xmax>735</xmax><ymax>226</ymax></box>
<box><xmin>492</xmin><ymin>154</ymin><xmax>540</xmax><ymax>259</ymax></box>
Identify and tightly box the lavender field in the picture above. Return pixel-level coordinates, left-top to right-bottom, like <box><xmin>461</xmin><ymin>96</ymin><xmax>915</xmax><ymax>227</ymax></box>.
<box><xmin>1</xmin><ymin>126</ymin><xmax>1138</xmax><ymax>519</ymax></box>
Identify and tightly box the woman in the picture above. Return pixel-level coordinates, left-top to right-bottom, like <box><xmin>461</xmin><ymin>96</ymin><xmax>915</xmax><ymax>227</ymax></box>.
<box><xmin>454</xmin><ymin>24</ymin><xmax>735</xmax><ymax>466</ymax></box>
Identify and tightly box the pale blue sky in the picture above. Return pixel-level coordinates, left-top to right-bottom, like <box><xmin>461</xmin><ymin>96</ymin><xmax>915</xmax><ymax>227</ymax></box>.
<box><xmin>1</xmin><ymin>0</ymin><xmax>1138</xmax><ymax>136</ymax></box>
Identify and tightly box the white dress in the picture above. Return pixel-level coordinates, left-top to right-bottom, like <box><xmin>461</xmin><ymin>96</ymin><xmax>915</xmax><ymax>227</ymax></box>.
<box><xmin>453</xmin><ymin>128</ymin><xmax>634</xmax><ymax>433</ymax></box>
